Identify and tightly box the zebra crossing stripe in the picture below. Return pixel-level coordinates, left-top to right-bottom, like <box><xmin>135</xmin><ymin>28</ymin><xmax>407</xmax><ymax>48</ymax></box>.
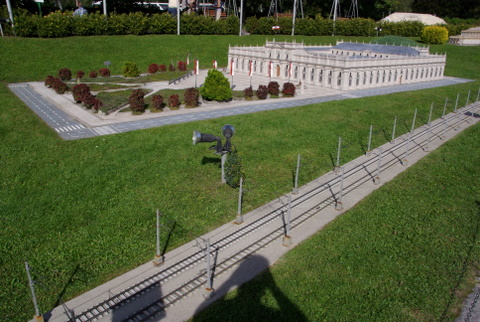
<box><xmin>55</xmin><ymin>124</ymin><xmax>86</xmax><ymax>133</ymax></box>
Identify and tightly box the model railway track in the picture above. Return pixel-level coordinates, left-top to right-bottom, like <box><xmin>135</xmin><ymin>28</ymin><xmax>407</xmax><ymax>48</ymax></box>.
<box><xmin>75</xmin><ymin>103</ymin><xmax>479</xmax><ymax>321</ymax></box>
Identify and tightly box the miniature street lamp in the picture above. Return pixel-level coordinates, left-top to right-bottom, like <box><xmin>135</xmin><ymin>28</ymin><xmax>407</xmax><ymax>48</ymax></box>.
<box><xmin>192</xmin><ymin>124</ymin><xmax>235</xmax><ymax>155</ymax></box>
<box><xmin>193</xmin><ymin>125</ymin><xmax>236</xmax><ymax>182</ymax></box>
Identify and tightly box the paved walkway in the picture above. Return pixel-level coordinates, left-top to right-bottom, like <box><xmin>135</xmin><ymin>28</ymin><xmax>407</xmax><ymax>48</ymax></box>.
<box><xmin>9</xmin><ymin>72</ymin><xmax>472</xmax><ymax>140</ymax></box>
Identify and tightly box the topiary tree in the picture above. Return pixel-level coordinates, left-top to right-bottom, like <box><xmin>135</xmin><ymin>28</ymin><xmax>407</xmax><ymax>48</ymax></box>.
<box><xmin>148</xmin><ymin>63</ymin><xmax>159</xmax><ymax>74</ymax></box>
<box><xmin>256</xmin><ymin>85</ymin><xmax>268</xmax><ymax>99</ymax></box>
<box><xmin>177</xmin><ymin>61</ymin><xmax>187</xmax><ymax>71</ymax></box>
<box><xmin>129</xmin><ymin>89</ymin><xmax>145</xmax><ymax>114</ymax></box>
<box><xmin>184</xmin><ymin>87</ymin><xmax>200</xmax><ymax>107</ymax></box>
<box><xmin>267</xmin><ymin>81</ymin><xmax>280</xmax><ymax>96</ymax></box>
<box><xmin>282</xmin><ymin>82</ymin><xmax>296</xmax><ymax>97</ymax></box>
<box><xmin>200</xmin><ymin>69</ymin><xmax>232</xmax><ymax>101</ymax></box>
<box><xmin>99</xmin><ymin>68</ymin><xmax>111</xmax><ymax>77</ymax></box>
<box><xmin>151</xmin><ymin>94</ymin><xmax>164</xmax><ymax>112</ymax></box>
<box><xmin>244</xmin><ymin>86</ymin><xmax>253</xmax><ymax>99</ymax></box>
<box><xmin>123</xmin><ymin>61</ymin><xmax>141</xmax><ymax>78</ymax></box>
<box><xmin>58</xmin><ymin>68</ymin><xmax>72</xmax><ymax>81</ymax></box>
<box><xmin>53</xmin><ymin>78</ymin><xmax>69</xmax><ymax>94</ymax></box>
<box><xmin>76</xmin><ymin>70</ymin><xmax>85</xmax><ymax>80</ymax></box>
<box><xmin>72</xmin><ymin>84</ymin><xmax>91</xmax><ymax>103</ymax></box>
<box><xmin>45</xmin><ymin>75</ymin><xmax>55</xmax><ymax>88</ymax></box>
<box><xmin>421</xmin><ymin>26</ymin><xmax>449</xmax><ymax>44</ymax></box>
<box><xmin>168</xmin><ymin>94</ymin><xmax>181</xmax><ymax>109</ymax></box>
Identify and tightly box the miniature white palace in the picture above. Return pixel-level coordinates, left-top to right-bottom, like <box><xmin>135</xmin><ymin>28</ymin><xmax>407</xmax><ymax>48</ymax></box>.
<box><xmin>228</xmin><ymin>40</ymin><xmax>446</xmax><ymax>91</ymax></box>
<box><xmin>449</xmin><ymin>27</ymin><xmax>480</xmax><ymax>46</ymax></box>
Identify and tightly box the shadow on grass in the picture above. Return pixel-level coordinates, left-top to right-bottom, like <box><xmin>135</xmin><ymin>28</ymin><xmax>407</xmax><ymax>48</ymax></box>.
<box><xmin>201</xmin><ymin>156</ymin><xmax>221</xmax><ymax>166</ymax></box>
<box><xmin>192</xmin><ymin>255</ymin><xmax>307</xmax><ymax>322</ymax></box>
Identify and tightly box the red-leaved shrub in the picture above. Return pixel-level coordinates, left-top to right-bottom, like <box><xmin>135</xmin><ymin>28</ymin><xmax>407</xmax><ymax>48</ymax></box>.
<box><xmin>256</xmin><ymin>85</ymin><xmax>268</xmax><ymax>99</ymax></box>
<box><xmin>244</xmin><ymin>86</ymin><xmax>253</xmax><ymax>99</ymax></box>
<box><xmin>99</xmin><ymin>68</ymin><xmax>110</xmax><ymax>77</ymax></box>
<box><xmin>267</xmin><ymin>81</ymin><xmax>280</xmax><ymax>96</ymax></box>
<box><xmin>45</xmin><ymin>75</ymin><xmax>55</xmax><ymax>87</ymax></box>
<box><xmin>184</xmin><ymin>87</ymin><xmax>199</xmax><ymax>108</ymax></box>
<box><xmin>129</xmin><ymin>89</ymin><xmax>145</xmax><ymax>113</ymax></box>
<box><xmin>177</xmin><ymin>61</ymin><xmax>187</xmax><ymax>71</ymax></box>
<box><xmin>168</xmin><ymin>94</ymin><xmax>180</xmax><ymax>109</ymax></box>
<box><xmin>76</xmin><ymin>71</ymin><xmax>85</xmax><ymax>79</ymax></box>
<box><xmin>169</xmin><ymin>64</ymin><xmax>175</xmax><ymax>72</ymax></box>
<box><xmin>89</xmin><ymin>71</ymin><xmax>98</xmax><ymax>78</ymax></box>
<box><xmin>151</xmin><ymin>94</ymin><xmax>164</xmax><ymax>111</ymax></box>
<box><xmin>159</xmin><ymin>64</ymin><xmax>167</xmax><ymax>72</ymax></box>
<box><xmin>148</xmin><ymin>63</ymin><xmax>159</xmax><ymax>74</ymax></box>
<box><xmin>282</xmin><ymin>82</ymin><xmax>296</xmax><ymax>97</ymax></box>
<box><xmin>53</xmin><ymin>78</ymin><xmax>69</xmax><ymax>94</ymax></box>
<box><xmin>72</xmin><ymin>84</ymin><xmax>91</xmax><ymax>103</ymax></box>
<box><xmin>58</xmin><ymin>68</ymin><xmax>72</xmax><ymax>81</ymax></box>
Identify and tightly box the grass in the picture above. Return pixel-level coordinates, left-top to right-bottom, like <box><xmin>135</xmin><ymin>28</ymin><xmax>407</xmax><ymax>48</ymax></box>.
<box><xmin>193</xmin><ymin>106</ymin><xmax>480</xmax><ymax>322</ymax></box>
<box><xmin>0</xmin><ymin>34</ymin><xmax>479</xmax><ymax>321</ymax></box>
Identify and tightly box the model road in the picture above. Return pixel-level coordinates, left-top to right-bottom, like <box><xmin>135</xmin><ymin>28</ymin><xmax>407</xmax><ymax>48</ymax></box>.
<box><xmin>8</xmin><ymin>78</ymin><xmax>472</xmax><ymax>141</ymax></box>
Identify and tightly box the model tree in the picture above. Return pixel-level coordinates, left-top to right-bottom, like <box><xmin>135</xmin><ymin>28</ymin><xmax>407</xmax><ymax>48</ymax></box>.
<box><xmin>200</xmin><ymin>69</ymin><xmax>232</xmax><ymax>101</ymax></box>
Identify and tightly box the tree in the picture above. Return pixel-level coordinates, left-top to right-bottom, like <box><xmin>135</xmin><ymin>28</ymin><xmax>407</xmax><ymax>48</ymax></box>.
<box><xmin>200</xmin><ymin>69</ymin><xmax>232</xmax><ymax>101</ymax></box>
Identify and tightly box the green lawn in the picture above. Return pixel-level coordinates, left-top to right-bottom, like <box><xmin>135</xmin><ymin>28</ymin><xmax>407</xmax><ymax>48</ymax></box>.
<box><xmin>0</xmin><ymin>35</ymin><xmax>479</xmax><ymax>321</ymax></box>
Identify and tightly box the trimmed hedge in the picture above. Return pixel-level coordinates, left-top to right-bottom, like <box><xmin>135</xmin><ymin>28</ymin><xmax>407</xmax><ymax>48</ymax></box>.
<box><xmin>9</xmin><ymin>10</ymin><xmax>239</xmax><ymax>37</ymax></box>
<box><xmin>3</xmin><ymin>5</ymin><xmax>479</xmax><ymax>38</ymax></box>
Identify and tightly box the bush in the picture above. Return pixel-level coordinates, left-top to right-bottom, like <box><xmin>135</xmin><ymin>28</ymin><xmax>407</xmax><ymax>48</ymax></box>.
<box><xmin>124</xmin><ymin>12</ymin><xmax>150</xmax><ymax>35</ymax></box>
<box><xmin>282</xmin><ymin>82</ymin><xmax>296</xmax><ymax>97</ymax></box>
<box><xmin>224</xmin><ymin>148</ymin><xmax>244</xmax><ymax>188</ymax></box>
<box><xmin>151</xmin><ymin>94</ymin><xmax>164</xmax><ymax>112</ymax></box>
<box><xmin>148</xmin><ymin>12</ymin><xmax>176</xmax><ymax>34</ymax></box>
<box><xmin>168</xmin><ymin>94</ymin><xmax>181</xmax><ymax>109</ymax></box>
<box><xmin>200</xmin><ymin>69</ymin><xmax>232</xmax><ymax>101</ymax></box>
<box><xmin>76</xmin><ymin>70</ymin><xmax>85</xmax><ymax>80</ymax></box>
<box><xmin>58</xmin><ymin>68</ymin><xmax>72</xmax><ymax>81</ymax></box>
<box><xmin>82</xmin><ymin>92</ymin><xmax>103</xmax><ymax>111</ymax></box>
<box><xmin>99</xmin><ymin>68</ymin><xmax>111</xmax><ymax>77</ymax></box>
<box><xmin>72</xmin><ymin>84</ymin><xmax>90</xmax><ymax>103</ymax></box>
<box><xmin>169</xmin><ymin>64</ymin><xmax>175</xmax><ymax>72</ymax></box>
<box><xmin>184</xmin><ymin>87</ymin><xmax>200</xmax><ymax>108</ymax></box>
<box><xmin>178</xmin><ymin>61</ymin><xmax>187</xmax><ymax>71</ymax></box>
<box><xmin>45</xmin><ymin>75</ymin><xmax>55</xmax><ymax>88</ymax></box>
<box><xmin>267</xmin><ymin>81</ymin><xmax>280</xmax><ymax>96</ymax></box>
<box><xmin>123</xmin><ymin>62</ymin><xmax>140</xmax><ymax>78</ymax></box>
<box><xmin>148</xmin><ymin>63</ymin><xmax>159</xmax><ymax>74</ymax></box>
<box><xmin>89</xmin><ymin>71</ymin><xmax>98</xmax><ymax>78</ymax></box>
<box><xmin>129</xmin><ymin>89</ymin><xmax>146</xmax><ymax>113</ymax></box>
<box><xmin>52</xmin><ymin>78</ymin><xmax>69</xmax><ymax>94</ymax></box>
<box><xmin>378</xmin><ymin>21</ymin><xmax>425</xmax><ymax>37</ymax></box>
<box><xmin>256</xmin><ymin>85</ymin><xmax>268</xmax><ymax>99</ymax></box>
<box><xmin>421</xmin><ymin>26</ymin><xmax>449</xmax><ymax>44</ymax></box>
<box><xmin>159</xmin><ymin>64</ymin><xmax>167</xmax><ymax>72</ymax></box>
<box><xmin>244</xmin><ymin>86</ymin><xmax>253</xmax><ymax>99</ymax></box>
<box><xmin>37</xmin><ymin>10</ymin><xmax>74</xmax><ymax>38</ymax></box>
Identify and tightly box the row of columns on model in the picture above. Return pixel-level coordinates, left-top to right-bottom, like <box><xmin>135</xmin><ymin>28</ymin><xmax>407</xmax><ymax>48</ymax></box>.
<box><xmin>229</xmin><ymin>58</ymin><xmax>444</xmax><ymax>89</ymax></box>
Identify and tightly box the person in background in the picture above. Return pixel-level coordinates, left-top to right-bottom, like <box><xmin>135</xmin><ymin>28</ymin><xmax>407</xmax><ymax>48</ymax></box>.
<box><xmin>168</xmin><ymin>0</ymin><xmax>178</xmax><ymax>16</ymax></box>
<box><xmin>74</xmin><ymin>1</ymin><xmax>88</xmax><ymax>16</ymax></box>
